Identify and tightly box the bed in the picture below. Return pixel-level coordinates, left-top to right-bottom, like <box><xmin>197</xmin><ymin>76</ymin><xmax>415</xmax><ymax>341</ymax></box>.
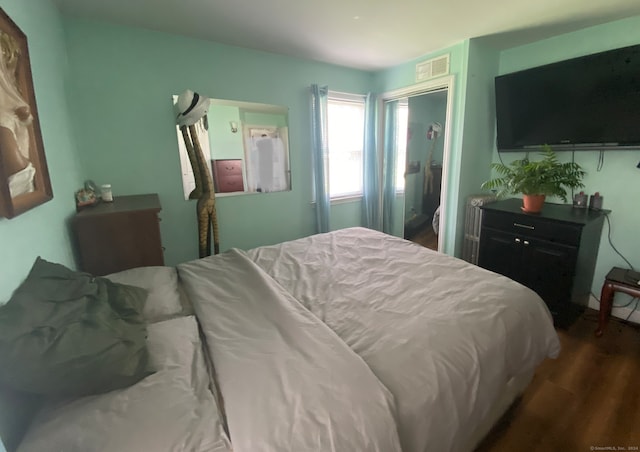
<box><xmin>4</xmin><ymin>227</ymin><xmax>560</xmax><ymax>452</ymax></box>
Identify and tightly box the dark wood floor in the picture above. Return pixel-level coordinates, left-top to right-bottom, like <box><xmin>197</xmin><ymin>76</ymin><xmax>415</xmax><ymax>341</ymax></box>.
<box><xmin>410</xmin><ymin>226</ymin><xmax>438</xmax><ymax>251</ymax></box>
<box><xmin>478</xmin><ymin>309</ymin><xmax>640</xmax><ymax>451</ymax></box>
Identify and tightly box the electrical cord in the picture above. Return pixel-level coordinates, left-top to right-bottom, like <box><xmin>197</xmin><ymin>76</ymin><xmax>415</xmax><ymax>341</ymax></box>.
<box><xmin>571</xmin><ymin>150</ymin><xmax>575</xmax><ymax>201</ymax></box>
<box><xmin>624</xmin><ymin>298</ymin><xmax>639</xmax><ymax>322</ymax></box>
<box><xmin>604</xmin><ymin>213</ymin><xmax>636</xmax><ymax>271</ymax></box>
<box><xmin>597</xmin><ymin>149</ymin><xmax>605</xmax><ymax>171</ymax></box>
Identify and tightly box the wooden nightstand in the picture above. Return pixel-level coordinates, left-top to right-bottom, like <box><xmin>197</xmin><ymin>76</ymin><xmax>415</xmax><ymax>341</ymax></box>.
<box><xmin>73</xmin><ymin>194</ymin><xmax>164</xmax><ymax>276</ymax></box>
<box><xmin>596</xmin><ymin>267</ymin><xmax>640</xmax><ymax>337</ymax></box>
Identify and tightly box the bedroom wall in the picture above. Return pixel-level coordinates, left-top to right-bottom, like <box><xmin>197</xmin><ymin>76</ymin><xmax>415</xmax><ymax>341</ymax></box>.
<box><xmin>374</xmin><ymin>42</ymin><xmax>470</xmax><ymax>256</ymax></box>
<box><xmin>457</xmin><ymin>38</ymin><xmax>500</xmax><ymax>254</ymax></box>
<box><xmin>496</xmin><ymin>15</ymin><xmax>640</xmax><ymax>320</ymax></box>
<box><xmin>0</xmin><ymin>0</ymin><xmax>82</xmax><ymax>304</ymax></box>
<box><xmin>62</xmin><ymin>18</ymin><xmax>373</xmax><ymax>266</ymax></box>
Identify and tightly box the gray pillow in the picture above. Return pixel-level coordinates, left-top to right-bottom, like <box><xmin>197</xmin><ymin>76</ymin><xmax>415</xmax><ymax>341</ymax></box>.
<box><xmin>105</xmin><ymin>266</ymin><xmax>193</xmax><ymax>322</ymax></box>
<box><xmin>0</xmin><ymin>257</ymin><xmax>152</xmax><ymax>396</ymax></box>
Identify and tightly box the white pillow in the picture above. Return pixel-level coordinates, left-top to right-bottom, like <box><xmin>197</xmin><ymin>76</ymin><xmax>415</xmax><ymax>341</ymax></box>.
<box><xmin>104</xmin><ymin>266</ymin><xmax>191</xmax><ymax>322</ymax></box>
<box><xmin>17</xmin><ymin>317</ymin><xmax>231</xmax><ymax>452</ymax></box>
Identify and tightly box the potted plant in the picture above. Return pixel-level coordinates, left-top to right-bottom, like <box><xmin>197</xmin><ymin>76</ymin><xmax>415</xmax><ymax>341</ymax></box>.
<box><xmin>481</xmin><ymin>145</ymin><xmax>586</xmax><ymax>213</ymax></box>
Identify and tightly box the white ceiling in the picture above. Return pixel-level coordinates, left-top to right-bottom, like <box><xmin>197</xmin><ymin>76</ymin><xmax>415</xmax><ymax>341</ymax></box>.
<box><xmin>52</xmin><ymin>0</ymin><xmax>640</xmax><ymax>70</ymax></box>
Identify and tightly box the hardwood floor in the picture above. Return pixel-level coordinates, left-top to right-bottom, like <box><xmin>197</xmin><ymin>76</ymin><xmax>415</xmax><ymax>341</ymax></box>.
<box><xmin>478</xmin><ymin>309</ymin><xmax>640</xmax><ymax>451</ymax></box>
<box><xmin>410</xmin><ymin>226</ymin><xmax>438</xmax><ymax>251</ymax></box>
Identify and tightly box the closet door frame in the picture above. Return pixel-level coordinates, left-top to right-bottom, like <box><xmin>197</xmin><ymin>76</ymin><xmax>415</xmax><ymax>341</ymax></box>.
<box><xmin>380</xmin><ymin>75</ymin><xmax>455</xmax><ymax>253</ymax></box>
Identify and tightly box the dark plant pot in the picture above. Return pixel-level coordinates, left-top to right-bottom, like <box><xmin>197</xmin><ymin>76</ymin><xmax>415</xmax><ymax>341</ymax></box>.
<box><xmin>522</xmin><ymin>194</ymin><xmax>545</xmax><ymax>213</ymax></box>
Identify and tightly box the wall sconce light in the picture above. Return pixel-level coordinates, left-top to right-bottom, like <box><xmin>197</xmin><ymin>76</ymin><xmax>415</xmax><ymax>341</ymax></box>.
<box><xmin>230</xmin><ymin>121</ymin><xmax>238</xmax><ymax>133</ymax></box>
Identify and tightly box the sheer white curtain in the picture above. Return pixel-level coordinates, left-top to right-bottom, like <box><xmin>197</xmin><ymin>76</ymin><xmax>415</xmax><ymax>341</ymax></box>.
<box><xmin>244</xmin><ymin>130</ymin><xmax>289</xmax><ymax>193</ymax></box>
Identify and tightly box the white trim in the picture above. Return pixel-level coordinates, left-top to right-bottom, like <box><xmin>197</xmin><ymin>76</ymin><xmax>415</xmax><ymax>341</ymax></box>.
<box><xmin>380</xmin><ymin>76</ymin><xmax>455</xmax><ymax>254</ymax></box>
<box><xmin>381</xmin><ymin>76</ymin><xmax>453</xmax><ymax>102</ymax></box>
<box><xmin>331</xmin><ymin>194</ymin><xmax>363</xmax><ymax>205</ymax></box>
<box><xmin>327</xmin><ymin>90</ymin><xmax>367</xmax><ymax>102</ymax></box>
<box><xmin>310</xmin><ymin>194</ymin><xmax>363</xmax><ymax>206</ymax></box>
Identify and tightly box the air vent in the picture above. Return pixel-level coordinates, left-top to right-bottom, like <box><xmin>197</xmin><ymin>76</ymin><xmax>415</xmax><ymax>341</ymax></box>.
<box><xmin>416</xmin><ymin>54</ymin><xmax>450</xmax><ymax>82</ymax></box>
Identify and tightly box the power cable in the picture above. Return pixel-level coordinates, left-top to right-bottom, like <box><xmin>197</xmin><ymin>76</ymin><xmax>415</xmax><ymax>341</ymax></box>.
<box><xmin>624</xmin><ymin>298</ymin><xmax>639</xmax><ymax>322</ymax></box>
<box><xmin>604</xmin><ymin>213</ymin><xmax>636</xmax><ymax>271</ymax></box>
<box><xmin>596</xmin><ymin>149</ymin><xmax>605</xmax><ymax>172</ymax></box>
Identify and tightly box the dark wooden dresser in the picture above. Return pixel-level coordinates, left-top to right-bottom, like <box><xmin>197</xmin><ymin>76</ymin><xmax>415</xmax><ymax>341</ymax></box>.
<box><xmin>478</xmin><ymin>198</ymin><xmax>608</xmax><ymax>326</ymax></box>
<box><xmin>212</xmin><ymin>159</ymin><xmax>244</xmax><ymax>193</ymax></box>
<box><xmin>73</xmin><ymin>194</ymin><xmax>164</xmax><ymax>276</ymax></box>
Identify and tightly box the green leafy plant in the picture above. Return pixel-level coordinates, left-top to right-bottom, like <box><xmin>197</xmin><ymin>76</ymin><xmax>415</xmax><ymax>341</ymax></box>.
<box><xmin>481</xmin><ymin>145</ymin><xmax>585</xmax><ymax>202</ymax></box>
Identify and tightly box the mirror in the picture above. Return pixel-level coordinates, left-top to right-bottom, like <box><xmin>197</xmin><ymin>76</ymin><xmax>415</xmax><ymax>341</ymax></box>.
<box><xmin>174</xmin><ymin>97</ymin><xmax>291</xmax><ymax>199</ymax></box>
<box><xmin>381</xmin><ymin>76</ymin><xmax>453</xmax><ymax>254</ymax></box>
<box><xmin>401</xmin><ymin>90</ymin><xmax>447</xmax><ymax>252</ymax></box>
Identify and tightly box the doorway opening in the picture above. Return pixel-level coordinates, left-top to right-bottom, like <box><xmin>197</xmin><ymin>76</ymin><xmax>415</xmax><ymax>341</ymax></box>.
<box><xmin>381</xmin><ymin>76</ymin><xmax>454</xmax><ymax>253</ymax></box>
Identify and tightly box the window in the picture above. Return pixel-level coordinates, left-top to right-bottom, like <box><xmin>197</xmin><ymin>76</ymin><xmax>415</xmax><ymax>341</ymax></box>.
<box><xmin>327</xmin><ymin>93</ymin><xmax>365</xmax><ymax>199</ymax></box>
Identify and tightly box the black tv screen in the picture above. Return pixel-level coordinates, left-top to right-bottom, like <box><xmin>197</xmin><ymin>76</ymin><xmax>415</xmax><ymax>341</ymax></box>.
<box><xmin>495</xmin><ymin>44</ymin><xmax>640</xmax><ymax>151</ymax></box>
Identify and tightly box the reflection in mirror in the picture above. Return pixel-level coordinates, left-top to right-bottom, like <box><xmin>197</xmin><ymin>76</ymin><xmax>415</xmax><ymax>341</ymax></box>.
<box><xmin>174</xmin><ymin>97</ymin><xmax>291</xmax><ymax>199</ymax></box>
<box><xmin>382</xmin><ymin>89</ymin><xmax>448</xmax><ymax>251</ymax></box>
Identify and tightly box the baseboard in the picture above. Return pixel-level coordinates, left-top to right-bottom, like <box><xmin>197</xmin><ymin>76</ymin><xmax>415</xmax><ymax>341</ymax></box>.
<box><xmin>588</xmin><ymin>294</ymin><xmax>640</xmax><ymax>325</ymax></box>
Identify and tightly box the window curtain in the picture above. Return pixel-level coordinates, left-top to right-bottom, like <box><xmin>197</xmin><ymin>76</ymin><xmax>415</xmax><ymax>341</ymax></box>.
<box><xmin>382</xmin><ymin>100</ymin><xmax>398</xmax><ymax>234</ymax></box>
<box><xmin>361</xmin><ymin>92</ymin><xmax>381</xmax><ymax>230</ymax></box>
<box><xmin>310</xmin><ymin>84</ymin><xmax>330</xmax><ymax>233</ymax></box>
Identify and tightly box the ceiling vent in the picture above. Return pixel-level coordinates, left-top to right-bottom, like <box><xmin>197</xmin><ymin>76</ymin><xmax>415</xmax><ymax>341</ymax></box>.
<box><xmin>416</xmin><ymin>54</ymin><xmax>450</xmax><ymax>82</ymax></box>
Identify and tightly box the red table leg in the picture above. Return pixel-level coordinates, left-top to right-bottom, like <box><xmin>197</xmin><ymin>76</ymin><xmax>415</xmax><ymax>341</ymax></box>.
<box><xmin>595</xmin><ymin>281</ymin><xmax>614</xmax><ymax>337</ymax></box>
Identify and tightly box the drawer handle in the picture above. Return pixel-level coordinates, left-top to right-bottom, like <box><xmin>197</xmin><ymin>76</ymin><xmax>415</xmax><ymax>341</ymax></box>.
<box><xmin>514</xmin><ymin>222</ymin><xmax>535</xmax><ymax>230</ymax></box>
<box><xmin>523</xmin><ymin>240</ymin><xmax>530</xmax><ymax>246</ymax></box>
<box><xmin>515</xmin><ymin>238</ymin><xmax>521</xmax><ymax>243</ymax></box>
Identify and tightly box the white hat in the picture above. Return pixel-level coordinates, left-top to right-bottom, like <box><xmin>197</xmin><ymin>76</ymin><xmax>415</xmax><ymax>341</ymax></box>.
<box><xmin>175</xmin><ymin>89</ymin><xmax>210</xmax><ymax>126</ymax></box>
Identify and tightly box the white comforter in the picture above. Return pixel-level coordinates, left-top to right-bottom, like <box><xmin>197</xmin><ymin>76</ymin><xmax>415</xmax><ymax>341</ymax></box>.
<box><xmin>178</xmin><ymin>249</ymin><xmax>402</xmax><ymax>452</ymax></box>
<box><xmin>180</xmin><ymin>227</ymin><xmax>560</xmax><ymax>452</ymax></box>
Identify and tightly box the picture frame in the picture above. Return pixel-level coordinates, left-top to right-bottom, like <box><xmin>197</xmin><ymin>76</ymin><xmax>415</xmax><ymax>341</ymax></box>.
<box><xmin>0</xmin><ymin>8</ymin><xmax>52</xmax><ymax>219</ymax></box>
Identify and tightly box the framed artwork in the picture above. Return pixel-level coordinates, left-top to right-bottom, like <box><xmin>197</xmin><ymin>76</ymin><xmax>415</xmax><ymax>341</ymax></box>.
<box><xmin>0</xmin><ymin>8</ymin><xmax>52</xmax><ymax>219</ymax></box>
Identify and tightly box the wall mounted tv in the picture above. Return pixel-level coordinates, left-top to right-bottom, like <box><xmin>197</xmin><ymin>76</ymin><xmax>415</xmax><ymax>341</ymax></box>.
<box><xmin>495</xmin><ymin>44</ymin><xmax>640</xmax><ymax>152</ymax></box>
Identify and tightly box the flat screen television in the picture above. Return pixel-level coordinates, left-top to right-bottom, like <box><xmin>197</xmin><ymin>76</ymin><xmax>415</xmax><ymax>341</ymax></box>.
<box><xmin>495</xmin><ymin>44</ymin><xmax>640</xmax><ymax>151</ymax></box>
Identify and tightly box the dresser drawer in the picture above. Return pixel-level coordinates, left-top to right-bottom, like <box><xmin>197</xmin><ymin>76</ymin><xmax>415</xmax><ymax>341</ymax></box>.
<box><xmin>217</xmin><ymin>174</ymin><xmax>244</xmax><ymax>193</ymax></box>
<box><xmin>482</xmin><ymin>209</ymin><xmax>582</xmax><ymax>246</ymax></box>
<box><xmin>213</xmin><ymin>159</ymin><xmax>243</xmax><ymax>176</ymax></box>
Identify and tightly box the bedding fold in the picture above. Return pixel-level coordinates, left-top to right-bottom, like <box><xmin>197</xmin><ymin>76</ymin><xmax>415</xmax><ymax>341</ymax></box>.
<box><xmin>178</xmin><ymin>249</ymin><xmax>402</xmax><ymax>452</ymax></box>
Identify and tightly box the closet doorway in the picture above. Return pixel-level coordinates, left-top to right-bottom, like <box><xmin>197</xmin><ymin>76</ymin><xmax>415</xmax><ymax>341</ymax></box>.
<box><xmin>381</xmin><ymin>76</ymin><xmax>453</xmax><ymax>252</ymax></box>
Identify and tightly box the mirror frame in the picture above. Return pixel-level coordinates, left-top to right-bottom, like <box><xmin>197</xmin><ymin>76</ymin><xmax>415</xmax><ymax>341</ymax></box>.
<box><xmin>173</xmin><ymin>96</ymin><xmax>291</xmax><ymax>199</ymax></box>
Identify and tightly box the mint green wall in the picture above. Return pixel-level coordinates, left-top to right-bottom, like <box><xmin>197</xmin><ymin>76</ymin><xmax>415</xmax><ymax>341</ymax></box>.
<box><xmin>63</xmin><ymin>18</ymin><xmax>373</xmax><ymax>265</ymax></box>
<box><xmin>0</xmin><ymin>1</ymin><xmax>82</xmax><ymax>304</ymax></box>
<box><xmin>209</xmin><ymin>105</ymin><xmax>244</xmax><ymax>160</ymax></box>
<box><xmin>0</xmin><ymin>2</ymin><xmax>82</xmax><ymax>450</ymax></box>
<box><xmin>242</xmin><ymin>111</ymin><xmax>287</xmax><ymax>128</ymax></box>
<box><xmin>496</xmin><ymin>16</ymin><xmax>640</xmax><ymax>304</ymax></box>
<box><xmin>374</xmin><ymin>42</ymin><xmax>469</xmax><ymax>256</ymax></box>
<box><xmin>457</xmin><ymin>39</ymin><xmax>500</xmax><ymax>255</ymax></box>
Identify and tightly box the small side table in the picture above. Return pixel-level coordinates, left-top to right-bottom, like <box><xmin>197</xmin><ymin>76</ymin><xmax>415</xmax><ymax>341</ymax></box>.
<box><xmin>595</xmin><ymin>267</ymin><xmax>640</xmax><ymax>337</ymax></box>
